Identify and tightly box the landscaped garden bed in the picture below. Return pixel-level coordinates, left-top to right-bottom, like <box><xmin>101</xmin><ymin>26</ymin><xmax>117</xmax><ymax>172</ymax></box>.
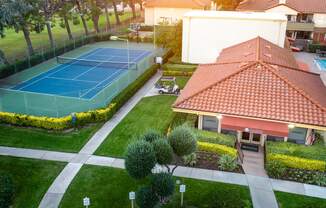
<box><xmin>0</xmin><ymin>156</ymin><xmax>66</xmax><ymax>208</ymax></box>
<box><xmin>266</xmin><ymin>139</ymin><xmax>326</xmax><ymax>187</ymax></box>
<box><xmin>60</xmin><ymin>165</ymin><xmax>252</xmax><ymax>208</ymax></box>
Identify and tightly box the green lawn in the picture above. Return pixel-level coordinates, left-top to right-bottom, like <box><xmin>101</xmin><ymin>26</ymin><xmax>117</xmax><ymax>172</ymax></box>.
<box><xmin>0</xmin><ymin>123</ymin><xmax>102</xmax><ymax>152</ymax></box>
<box><xmin>95</xmin><ymin>95</ymin><xmax>176</xmax><ymax>157</ymax></box>
<box><xmin>0</xmin><ymin>12</ymin><xmax>137</xmax><ymax>61</ymax></box>
<box><xmin>275</xmin><ymin>191</ymin><xmax>326</xmax><ymax>208</ymax></box>
<box><xmin>176</xmin><ymin>76</ymin><xmax>190</xmax><ymax>89</ymax></box>
<box><xmin>60</xmin><ymin>165</ymin><xmax>252</xmax><ymax>208</ymax></box>
<box><xmin>266</xmin><ymin>139</ymin><xmax>326</xmax><ymax>161</ymax></box>
<box><xmin>163</xmin><ymin>63</ymin><xmax>197</xmax><ymax>72</ymax></box>
<box><xmin>0</xmin><ymin>156</ymin><xmax>66</xmax><ymax>208</ymax></box>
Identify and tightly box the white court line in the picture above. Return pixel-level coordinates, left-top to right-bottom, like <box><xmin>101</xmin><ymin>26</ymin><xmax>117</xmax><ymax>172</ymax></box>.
<box><xmin>44</xmin><ymin>76</ymin><xmax>98</xmax><ymax>84</ymax></box>
<box><xmin>16</xmin><ymin>49</ymin><xmax>101</xmax><ymax>91</ymax></box>
<box><xmin>79</xmin><ymin>68</ymin><xmax>124</xmax><ymax>98</ymax></box>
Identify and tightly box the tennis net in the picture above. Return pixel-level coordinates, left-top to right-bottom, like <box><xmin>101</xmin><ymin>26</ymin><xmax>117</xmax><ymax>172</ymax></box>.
<box><xmin>56</xmin><ymin>56</ymin><xmax>137</xmax><ymax>70</ymax></box>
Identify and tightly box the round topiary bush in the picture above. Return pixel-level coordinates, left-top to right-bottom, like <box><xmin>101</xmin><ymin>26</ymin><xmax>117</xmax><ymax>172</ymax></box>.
<box><xmin>141</xmin><ymin>129</ymin><xmax>162</xmax><ymax>143</ymax></box>
<box><xmin>150</xmin><ymin>172</ymin><xmax>175</xmax><ymax>198</ymax></box>
<box><xmin>136</xmin><ymin>186</ymin><xmax>159</xmax><ymax>208</ymax></box>
<box><xmin>125</xmin><ymin>140</ymin><xmax>157</xmax><ymax>179</ymax></box>
<box><xmin>168</xmin><ymin>125</ymin><xmax>197</xmax><ymax>157</ymax></box>
<box><xmin>152</xmin><ymin>139</ymin><xmax>173</xmax><ymax>165</ymax></box>
<box><xmin>0</xmin><ymin>174</ymin><xmax>14</xmax><ymax>208</ymax></box>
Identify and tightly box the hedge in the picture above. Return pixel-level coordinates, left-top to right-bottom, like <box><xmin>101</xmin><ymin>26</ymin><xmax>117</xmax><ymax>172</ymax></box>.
<box><xmin>267</xmin><ymin>153</ymin><xmax>326</xmax><ymax>172</ymax></box>
<box><xmin>0</xmin><ymin>64</ymin><xmax>159</xmax><ymax>130</ymax></box>
<box><xmin>197</xmin><ymin>141</ymin><xmax>237</xmax><ymax>158</ymax></box>
<box><xmin>308</xmin><ymin>43</ymin><xmax>326</xmax><ymax>53</ymax></box>
<box><xmin>163</xmin><ymin>70</ymin><xmax>193</xmax><ymax>77</ymax></box>
<box><xmin>196</xmin><ymin>130</ymin><xmax>236</xmax><ymax>147</ymax></box>
<box><xmin>0</xmin><ymin>33</ymin><xmax>112</xmax><ymax>79</ymax></box>
<box><xmin>162</xmin><ymin>64</ymin><xmax>197</xmax><ymax>72</ymax></box>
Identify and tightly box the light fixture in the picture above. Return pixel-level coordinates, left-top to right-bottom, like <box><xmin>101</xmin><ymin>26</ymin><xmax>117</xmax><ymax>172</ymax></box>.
<box><xmin>244</xmin><ymin>128</ymin><xmax>250</xmax><ymax>132</ymax></box>
<box><xmin>288</xmin><ymin>124</ymin><xmax>295</xmax><ymax>129</ymax></box>
<box><xmin>216</xmin><ymin>114</ymin><xmax>223</xmax><ymax>119</ymax></box>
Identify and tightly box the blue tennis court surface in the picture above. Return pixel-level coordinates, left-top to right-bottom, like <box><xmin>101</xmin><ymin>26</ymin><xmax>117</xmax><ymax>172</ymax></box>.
<box><xmin>11</xmin><ymin>48</ymin><xmax>152</xmax><ymax>99</ymax></box>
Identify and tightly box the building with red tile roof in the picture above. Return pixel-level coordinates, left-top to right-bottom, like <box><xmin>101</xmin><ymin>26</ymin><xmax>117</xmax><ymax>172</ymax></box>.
<box><xmin>173</xmin><ymin>37</ymin><xmax>326</xmax><ymax>145</ymax></box>
<box><xmin>237</xmin><ymin>0</ymin><xmax>326</xmax><ymax>44</ymax></box>
<box><xmin>144</xmin><ymin>0</ymin><xmax>211</xmax><ymax>25</ymax></box>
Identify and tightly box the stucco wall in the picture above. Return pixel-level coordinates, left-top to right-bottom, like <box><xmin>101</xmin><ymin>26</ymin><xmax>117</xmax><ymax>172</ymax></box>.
<box><xmin>314</xmin><ymin>14</ymin><xmax>326</xmax><ymax>28</ymax></box>
<box><xmin>182</xmin><ymin>12</ymin><xmax>287</xmax><ymax>64</ymax></box>
<box><xmin>266</xmin><ymin>5</ymin><xmax>298</xmax><ymax>15</ymax></box>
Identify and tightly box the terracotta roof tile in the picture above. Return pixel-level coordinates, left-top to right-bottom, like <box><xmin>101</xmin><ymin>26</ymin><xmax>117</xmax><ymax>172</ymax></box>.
<box><xmin>237</xmin><ymin>0</ymin><xmax>326</xmax><ymax>14</ymax></box>
<box><xmin>174</xmin><ymin>37</ymin><xmax>326</xmax><ymax>127</ymax></box>
<box><xmin>145</xmin><ymin>0</ymin><xmax>211</xmax><ymax>9</ymax></box>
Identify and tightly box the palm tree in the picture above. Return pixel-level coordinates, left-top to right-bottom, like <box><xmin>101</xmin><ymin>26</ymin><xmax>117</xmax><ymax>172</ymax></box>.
<box><xmin>103</xmin><ymin>0</ymin><xmax>112</xmax><ymax>32</ymax></box>
<box><xmin>88</xmin><ymin>0</ymin><xmax>102</xmax><ymax>33</ymax></box>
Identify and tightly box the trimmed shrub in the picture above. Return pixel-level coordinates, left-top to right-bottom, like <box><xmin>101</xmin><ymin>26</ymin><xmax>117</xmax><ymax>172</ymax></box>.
<box><xmin>183</xmin><ymin>153</ymin><xmax>197</xmax><ymax>167</ymax></box>
<box><xmin>141</xmin><ymin>129</ymin><xmax>161</xmax><ymax>143</ymax></box>
<box><xmin>267</xmin><ymin>153</ymin><xmax>326</xmax><ymax>172</ymax></box>
<box><xmin>150</xmin><ymin>173</ymin><xmax>175</xmax><ymax>198</ymax></box>
<box><xmin>168</xmin><ymin>125</ymin><xmax>197</xmax><ymax>157</ymax></box>
<box><xmin>163</xmin><ymin>70</ymin><xmax>193</xmax><ymax>77</ymax></box>
<box><xmin>266</xmin><ymin>160</ymin><xmax>287</xmax><ymax>178</ymax></box>
<box><xmin>311</xmin><ymin>172</ymin><xmax>326</xmax><ymax>186</ymax></box>
<box><xmin>136</xmin><ymin>186</ymin><xmax>159</xmax><ymax>208</ymax></box>
<box><xmin>125</xmin><ymin>140</ymin><xmax>156</xmax><ymax>179</ymax></box>
<box><xmin>308</xmin><ymin>43</ymin><xmax>326</xmax><ymax>53</ymax></box>
<box><xmin>162</xmin><ymin>64</ymin><xmax>197</xmax><ymax>72</ymax></box>
<box><xmin>197</xmin><ymin>141</ymin><xmax>237</xmax><ymax>158</ymax></box>
<box><xmin>196</xmin><ymin>130</ymin><xmax>236</xmax><ymax>147</ymax></box>
<box><xmin>219</xmin><ymin>154</ymin><xmax>237</xmax><ymax>171</ymax></box>
<box><xmin>152</xmin><ymin>139</ymin><xmax>173</xmax><ymax>165</ymax></box>
<box><xmin>0</xmin><ymin>174</ymin><xmax>14</xmax><ymax>208</ymax></box>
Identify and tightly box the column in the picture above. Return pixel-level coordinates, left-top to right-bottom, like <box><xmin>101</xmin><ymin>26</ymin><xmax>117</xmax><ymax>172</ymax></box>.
<box><xmin>198</xmin><ymin>115</ymin><xmax>203</xmax><ymax>130</ymax></box>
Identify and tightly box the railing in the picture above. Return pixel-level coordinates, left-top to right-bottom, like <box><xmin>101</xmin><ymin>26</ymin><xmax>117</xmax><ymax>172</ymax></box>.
<box><xmin>235</xmin><ymin>140</ymin><xmax>244</xmax><ymax>164</ymax></box>
<box><xmin>287</xmin><ymin>21</ymin><xmax>315</xmax><ymax>32</ymax></box>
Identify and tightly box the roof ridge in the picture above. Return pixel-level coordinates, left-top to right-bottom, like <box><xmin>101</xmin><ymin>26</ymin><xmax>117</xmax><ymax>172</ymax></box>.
<box><xmin>263</xmin><ymin>61</ymin><xmax>321</xmax><ymax>76</ymax></box>
<box><xmin>261</xmin><ymin>61</ymin><xmax>326</xmax><ymax>111</ymax></box>
<box><xmin>256</xmin><ymin>36</ymin><xmax>260</xmax><ymax>61</ymax></box>
<box><xmin>173</xmin><ymin>62</ymin><xmax>258</xmax><ymax>107</ymax></box>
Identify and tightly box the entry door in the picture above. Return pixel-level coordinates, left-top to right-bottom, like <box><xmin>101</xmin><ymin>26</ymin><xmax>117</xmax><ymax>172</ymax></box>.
<box><xmin>241</xmin><ymin>132</ymin><xmax>261</xmax><ymax>145</ymax></box>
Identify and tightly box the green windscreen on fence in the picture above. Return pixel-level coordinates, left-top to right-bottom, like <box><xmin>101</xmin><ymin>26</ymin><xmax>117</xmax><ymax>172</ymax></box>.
<box><xmin>0</xmin><ymin>42</ymin><xmax>164</xmax><ymax>117</ymax></box>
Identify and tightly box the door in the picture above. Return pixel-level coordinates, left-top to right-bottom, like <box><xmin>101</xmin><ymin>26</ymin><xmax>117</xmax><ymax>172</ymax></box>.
<box><xmin>240</xmin><ymin>132</ymin><xmax>262</xmax><ymax>145</ymax></box>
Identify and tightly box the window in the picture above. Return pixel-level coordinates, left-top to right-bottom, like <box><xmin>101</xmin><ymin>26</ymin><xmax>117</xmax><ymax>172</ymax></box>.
<box><xmin>221</xmin><ymin>129</ymin><xmax>237</xmax><ymax>137</ymax></box>
<box><xmin>267</xmin><ymin>135</ymin><xmax>284</xmax><ymax>142</ymax></box>
<box><xmin>242</xmin><ymin>132</ymin><xmax>250</xmax><ymax>141</ymax></box>
<box><xmin>288</xmin><ymin>127</ymin><xmax>307</xmax><ymax>144</ymax></box>
<box><xmin>202</xmin><ymin>116</ymin><xmax>218</xmax><ymax>132</ymax></box>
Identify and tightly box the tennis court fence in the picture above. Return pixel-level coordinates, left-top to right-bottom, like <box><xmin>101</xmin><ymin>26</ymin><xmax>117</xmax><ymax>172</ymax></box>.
<box><xmin>0</xmin><ymin>46</ymin><xmax>164</xmax><ymax>117</ymax></box>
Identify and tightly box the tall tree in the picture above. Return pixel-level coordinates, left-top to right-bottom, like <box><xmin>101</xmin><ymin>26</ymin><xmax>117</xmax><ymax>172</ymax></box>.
<box><xmin>41</xmin><ymin>0</ymin><xmax>65</xmax><ymax>48</ymax></box>
<box><xmin>0</xmin><ymin>0</ymin><xmax>43</xmax><ymax>55</ymax></box>
<box><xmin>75</xmin><ymin>0</ymin><xmax>89</xmax><ymax>35</ymax></box>
<box><xmin>112</xmin><ymin>0</ymin><xmax>121</xmax><ymax>25</ymax></box>
<box><xmin>103</xmin><ymin>0</ymin><xmax>111</xmax><ymax>32</ymax></box>
<box><xmin>129</xmin><ymin>0</ymin><xmax>136</xmax><ymax>19</ymax></box>
<box><xmin>88</xmin><ymin>0</ymin><xmax>102</xmax><ymax>33</ymax></box>
<box><xmin>58</xmin><ymin>1</ymin><xmax>75</xmax><ymax>40</ymax></box>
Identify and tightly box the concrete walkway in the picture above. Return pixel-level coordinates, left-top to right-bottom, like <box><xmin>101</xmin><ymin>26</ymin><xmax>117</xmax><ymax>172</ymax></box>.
<box><xmin>242</xmin><ymin>148</ymin><xmax>278</xmax><ymax>208</ymax></box>
<box><xmin>1</xmin><ymin>146</ymin><xmax>326</xmax><ymax>206</ymax></box>
<box><xmin>39</xmin><ymin>71</ymin><xmax>162</xmax><ymax>208</ymax></box>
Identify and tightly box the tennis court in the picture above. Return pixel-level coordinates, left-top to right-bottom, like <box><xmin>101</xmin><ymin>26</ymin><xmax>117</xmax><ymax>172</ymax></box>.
<box><xmin>11</xmin><ymin>48</ymin><xmax>152</xmax><ymax>99</ymax></box>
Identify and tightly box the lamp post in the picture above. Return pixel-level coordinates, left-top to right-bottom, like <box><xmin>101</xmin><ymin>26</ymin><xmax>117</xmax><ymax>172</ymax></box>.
<box><xmin>110</xmin><ymin>36</ymin><xmax>130</xmax><ymax>69</ymax></box>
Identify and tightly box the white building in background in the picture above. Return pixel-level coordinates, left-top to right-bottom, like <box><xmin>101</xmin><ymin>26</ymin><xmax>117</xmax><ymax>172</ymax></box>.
<box><xmin>144</xmin><ymin>0</ymin><xmax>211</xmax><ymax>25</ymax></box>
<box><xmin>182</xmin><ymin>11</ymin><xmax>287</xmax><ymax>64</ymax></box>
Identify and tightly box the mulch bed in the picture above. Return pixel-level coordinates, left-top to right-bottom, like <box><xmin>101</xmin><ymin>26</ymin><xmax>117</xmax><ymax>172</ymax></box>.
<box><xmin>177</xmin><ymin>151</ymin><xmax>244</xmax><ymax>174</ymax></box>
